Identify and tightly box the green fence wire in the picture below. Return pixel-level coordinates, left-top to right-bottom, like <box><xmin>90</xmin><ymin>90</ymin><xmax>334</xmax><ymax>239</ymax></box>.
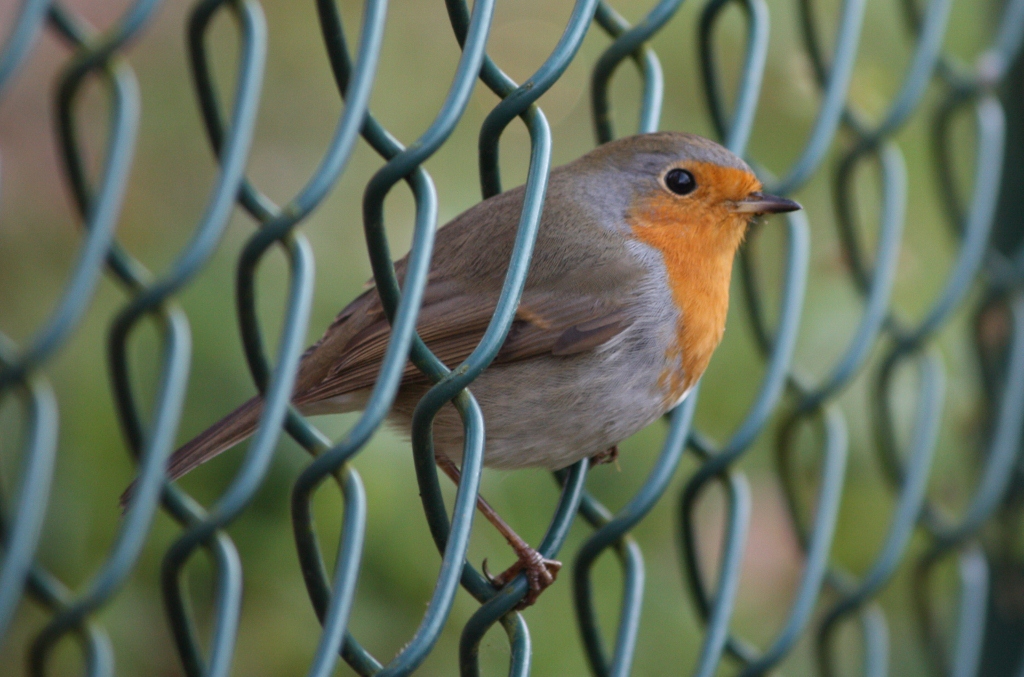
<box><xmin>0</xmin><ymin>0</ymin><xmax>1023</xmax><ymax>675</ymax></box>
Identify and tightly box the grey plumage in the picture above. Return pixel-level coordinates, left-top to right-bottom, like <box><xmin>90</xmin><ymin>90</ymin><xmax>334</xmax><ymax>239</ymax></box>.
<box><xmin>134</xmin><ymin>132</ymin><xmax>772</xmax><ymax>498</ymax></box>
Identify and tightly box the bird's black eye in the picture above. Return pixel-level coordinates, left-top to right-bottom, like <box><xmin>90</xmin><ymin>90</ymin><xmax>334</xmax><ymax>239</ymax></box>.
<box><xmin>664</xmin><ymin>168</ymin><xmax>696</xmax><ymax>196</ymax></box>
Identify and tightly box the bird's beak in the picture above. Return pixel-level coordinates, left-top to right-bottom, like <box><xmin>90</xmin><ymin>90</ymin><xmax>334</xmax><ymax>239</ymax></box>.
<box><xmin>731</xmin><ymin>192</ymin><xmax>802</xmax><ymax>214</ymax></box>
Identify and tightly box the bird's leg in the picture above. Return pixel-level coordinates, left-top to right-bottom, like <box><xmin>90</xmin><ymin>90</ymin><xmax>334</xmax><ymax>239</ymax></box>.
<box><xmin>434</xmin><ymin>454</ymin><xmax>561</xmax><ymax>608</ymax></box>
<box><xmin>590</xmin><ymin>444</ymin><xmax>619</xmax><ymax>466</ymax></box>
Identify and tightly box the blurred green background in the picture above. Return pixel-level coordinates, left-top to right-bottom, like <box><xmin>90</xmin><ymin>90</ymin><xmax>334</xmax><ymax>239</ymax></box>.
<box><xmin>0</xmin><ymin>0</ymin><xmax>1002</xmax><ymax>674</ymax></box>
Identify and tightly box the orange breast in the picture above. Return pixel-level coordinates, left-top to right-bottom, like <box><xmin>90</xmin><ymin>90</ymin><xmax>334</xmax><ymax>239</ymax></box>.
<box><xmin>628</xmin><ymin>162</ymin><xmax>759</xmax><ymax>405</ymax></box>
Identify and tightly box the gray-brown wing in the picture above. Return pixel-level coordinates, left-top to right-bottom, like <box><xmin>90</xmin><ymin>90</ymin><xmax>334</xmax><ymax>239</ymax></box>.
<box><xmin>292</xmin><ymin>285</ymin><xmax>633</xmax><ymax>408</ymax></box>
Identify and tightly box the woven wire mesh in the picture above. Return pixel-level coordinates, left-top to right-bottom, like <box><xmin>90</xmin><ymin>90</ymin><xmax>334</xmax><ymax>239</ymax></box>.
<box><xmin>0</xmin><ymin>0</ymin><xmax>1023</xmax><ymax>675</ymax></box>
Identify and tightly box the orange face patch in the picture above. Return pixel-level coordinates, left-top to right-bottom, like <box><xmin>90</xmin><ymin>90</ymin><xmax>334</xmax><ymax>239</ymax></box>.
<box><xmin>628</xmin><ymin>161</ymin><xmax>760</xmax><ymax>404</ymax></box>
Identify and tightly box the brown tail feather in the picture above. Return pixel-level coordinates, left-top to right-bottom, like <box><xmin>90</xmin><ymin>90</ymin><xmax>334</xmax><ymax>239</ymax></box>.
<box><xmin>119</xmin><ymin>397</ymin><xmax>263</xmax><ymax>508</ymax></box>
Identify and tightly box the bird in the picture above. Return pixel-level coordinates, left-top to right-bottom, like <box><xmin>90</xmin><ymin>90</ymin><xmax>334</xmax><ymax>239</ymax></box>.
<box><xmin>124</xmin><ymin>131</ymin><xmax>799</xmax><ymax>607</ymax></box>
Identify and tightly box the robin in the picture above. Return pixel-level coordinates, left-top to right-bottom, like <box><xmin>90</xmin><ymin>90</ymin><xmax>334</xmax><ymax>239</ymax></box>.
<box><xmin>127</xmin><ymin>131</ymin><xmax>799</xmax><ymax>606</ymax></box>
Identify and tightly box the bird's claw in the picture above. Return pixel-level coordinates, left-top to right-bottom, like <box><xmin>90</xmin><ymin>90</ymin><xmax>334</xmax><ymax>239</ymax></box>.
<box><xmin>483</xmin><ymin>547</ymin><xmax>561</xmax><ymax>609</ymax></box>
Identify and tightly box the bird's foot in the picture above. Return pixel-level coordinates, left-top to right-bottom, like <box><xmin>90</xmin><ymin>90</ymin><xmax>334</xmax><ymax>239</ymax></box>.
<box><xmin>590</xmin><ymin>445</ymin><xmax>619</xmax><ymax>466</ymax></box>
<box><xmin>483</xmin><ymin>546</ymin><xmax>562</xmax><ymax>609</ymax></box>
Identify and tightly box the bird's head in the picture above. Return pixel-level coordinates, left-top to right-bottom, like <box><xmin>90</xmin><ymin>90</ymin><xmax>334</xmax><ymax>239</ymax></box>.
<box><xmin>578</xmin><ymin>132</ymin><xmax>800</xmax><ymax>253</ymax></box>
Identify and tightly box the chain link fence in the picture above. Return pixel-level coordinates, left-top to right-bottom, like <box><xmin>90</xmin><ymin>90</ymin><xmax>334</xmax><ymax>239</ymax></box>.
<box><xmin>0</xmin><ymin>0</ymin><xmax>1023</xmax><ymax>675</ymax></box>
